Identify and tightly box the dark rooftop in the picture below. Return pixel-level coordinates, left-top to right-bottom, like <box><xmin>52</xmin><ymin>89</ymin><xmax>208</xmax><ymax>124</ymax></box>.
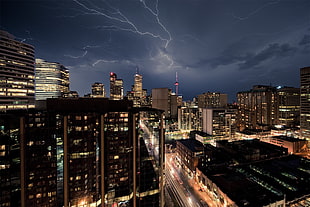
<box><xmin>177</xmin><ymin>138</ymin><xmax>204</xmax><ymax>152</ymax></box>
<box><xmin>272</xmin><ymin>136</ymin><xmax>307</xmax><ymax>142</ymax></box>
<box><xmin>205</xmin><ymin>155</ymin><xmax>310</xmax><ymax>206</ymax></box>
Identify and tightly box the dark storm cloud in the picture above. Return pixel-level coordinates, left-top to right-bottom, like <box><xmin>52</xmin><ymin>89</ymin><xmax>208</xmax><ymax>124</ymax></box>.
<box><xmin>238</xmin><ymin>43</ymin><xmax>297</xmax><ymax>70</ymax></box>
<box><xmin>1</xmin><ymin>0</ymin><xmax>310</xmax><ymax>100</ymax></box>
<box><xmin>187</xmin><ymin>41</ymin><xmax>297</xmax><ymax>71</ymax></box>
<box><xmin>299</xmin><ymin>35</ymin><xmax>310</xmax><ymax>45</ymax></box>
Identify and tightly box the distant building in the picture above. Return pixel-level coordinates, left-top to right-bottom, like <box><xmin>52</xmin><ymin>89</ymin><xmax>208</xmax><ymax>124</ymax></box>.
<box><xmin>126</xmin><ymin>71</ymin><xmax>147</xmax><ymax>107</ymax></box>
<box><xmin>151</xmin><ymin>88</ymin><xmax>179</xmax><ymax>119</ymax></box>
<box><xmin>178</xmin><ymin>101</ymin><xmax>200</xmax><ymax>131</ymax></box>
<box><xmin>35</xmin><ymin>58</ymin><xmax>69</xmax><ymax>100</ymax></box>
<box><xmin>91</xmin><ymin>82</ymin><xmax>105</xmax><ymax>97</ymax></box>
<box><xmin>277</xmin><ymin>86</ymin><xmax>300</xmax><ymax>128</ymax></box>
<box><xmin>197</xmin><ymin>92</ymin><xmax>227</xmax><ymax>108</ymax></box>
<box><xmin>237</xmin><ymin>85</ymin><xmax>278</xmax><ymax>131</ymax></box>
<box><xmin>263</xmin><ymin>136</ymin><xmax>308</xmax><ymax>154</ymax></box>
<box><xmin>63</xmin><ymin>90</ymin><xmax>79</xmax><ymax>98</ymax></box>
<box><xmin>133</xmin><ymin>71</ymin><xmax>143</xmax><ymax>106</ymax></box>
<box><xmin>300</xmin><ymin>67</ymin><xmax>310</xmax><ymax>142</ymax></box>
<box><xmin>201</xmin><ymin>108</ymin><xmax>237</xmax><ymax>140</ymax></box>
<box><xmin>0</xmin><ymin>30</ymin><xmax>35</xmax><ymax>111</ymax></box>
<box><xmin>110</xmin><ymin>72</ymin><xmax>123</xmax><ymax>100</ymax></box>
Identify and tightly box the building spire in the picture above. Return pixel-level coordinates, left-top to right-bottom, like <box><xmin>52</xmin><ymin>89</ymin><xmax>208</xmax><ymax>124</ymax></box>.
<box><xmin>136</xmin><ymin>66</ymin><xmax>139</xmax><ymax>74</ymax></box>
<box><xmin>174</xmin><ymin>71</ymin><xmax>179</xmax><ymax>95</ymax></box>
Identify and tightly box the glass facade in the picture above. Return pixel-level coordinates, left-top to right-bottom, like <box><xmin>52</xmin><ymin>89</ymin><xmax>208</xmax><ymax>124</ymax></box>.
<box><xmin>35</xmin><ymin>59</ymin><xmax>69</xmax><ymax>100</ymax></box>
<box><xmin>0</xmin><ymin>30</ymin><xmax>35</xmax><ymax>111</ymax></box>
<box><xmin>300</xmin><ymin>67</ymin><xmax>310</xmax><ymax>142</ymax></box>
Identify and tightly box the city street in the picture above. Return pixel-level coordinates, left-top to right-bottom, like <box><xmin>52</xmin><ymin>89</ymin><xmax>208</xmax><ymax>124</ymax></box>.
<box><xmin>165</xmin><ymin>152</ymin><xmax>219</xmax><ymax>207</ymax></box>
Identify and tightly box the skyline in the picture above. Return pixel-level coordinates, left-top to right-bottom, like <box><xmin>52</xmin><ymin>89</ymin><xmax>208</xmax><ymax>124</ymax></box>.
<box><xmin>1</xmin><ymin>0</ymin><xmax>310</xmax><ymax>101</ymax></box>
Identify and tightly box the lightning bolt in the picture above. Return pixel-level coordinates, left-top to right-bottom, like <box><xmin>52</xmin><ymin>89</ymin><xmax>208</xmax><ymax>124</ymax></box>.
<box><xmin>18</xmin><ymin>30</ymin><xmax>34</xmax><ymax>43</ymax></box>
<box><xmin>92</xmin><ymin>59</ymin><xmax>134</xmax><ymax>67</ymax></box>
<box><xmin>92</xmin><ymin>59</ymin><xmax>118</xmax><ymax>67</ymax></box>
<box><xmin>140</xmin><ymin>0</ymin><xmax>172</xmax><ymax>48</ymax></box>
<box><xmin>64</xmin><ymin>45</ymin><xmax>100</xmax><ymax>59</ymax></box>
<box><xmin>72</xmin><ymin>0</ymin><xmax>172</xmax><ymax>48</ymax></box>
<box><xmin>231</xmin><ymin>0</ymin><xmax>281</xmax><ymax>21</ymax></box>
<box><xmin>66</xmin><ymin>0</ymin><xmax>179</xmax><ymax>71</ymax></box>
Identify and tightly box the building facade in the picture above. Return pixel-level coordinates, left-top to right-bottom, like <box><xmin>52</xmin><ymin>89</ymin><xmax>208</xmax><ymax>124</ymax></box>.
<box><xmin>197</xmin><ymin>92</ymin><xmax>227</xmax><ymax>108</ymax></box>
<box><xmin>202</xmin><ymin>108</ymin><xmax>237</xmax><ymax>140</ymax></box>
<box><xmin>91</xmin><ymin>82</ymin><xmax>105</xmax><ymax>97</ymax></box>
<box><xmin>300</xmin><ymin>67</ymin><xmax>310</xmax><ymax>142</ymax></box>
<box><xmin>0</xmin><ymin>98</ymin><xmax>165</xmax><ymax>207</ymax></box>
<box><xmin>277</xmin><ymin>86</ymin><xmax>300</xmax><ymax>128</ymax></box>
<box><xmin>151</xmin><ymin>88</ymin><xmax>179</xmax><ymax>119</ymax></box>
<box><xmin>0</xmin><ymin>30</ymin><xmax>35</xmax><ymax>111</ymax></box>
<box><xmin>133</xmin><ymin>71</ymin><xmax>143</xmax><ymax>107</ymax></box>
<box><xmin>237</xmin><ymin>85</ymin><xmax>279</xmax><ymax>131</ymax></box>
<box><xmin>110</xmin><ymin>72</ymin><xmax>123</xmax><ymax>100</ymax></box>
<box><xmin>178</xmin><ymin>101</ymin><xmax>200</xmax><ymax>131</ymax></box>
<box><xmin>35</xmin><ymin>59</ymin><xmax>69</xmax><ymax>100</ymax></box>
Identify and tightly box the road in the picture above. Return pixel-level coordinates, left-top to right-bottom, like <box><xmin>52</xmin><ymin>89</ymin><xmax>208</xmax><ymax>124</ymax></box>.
<box><xmin>165</xmin><ymin>152</ymin><xmax>211</xmax><ymax>207</ymax></box>
<box><xmin>165</xmin><ymin>152</ymin><xmax>223</xmax><ymax>207</ymax></box>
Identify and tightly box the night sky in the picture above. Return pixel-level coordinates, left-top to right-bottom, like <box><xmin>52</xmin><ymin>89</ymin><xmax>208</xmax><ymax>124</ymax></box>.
<box><xmin>1</xmin><ymin>0</ymin><xmax>310</xmax><ymax>101</ymax></box>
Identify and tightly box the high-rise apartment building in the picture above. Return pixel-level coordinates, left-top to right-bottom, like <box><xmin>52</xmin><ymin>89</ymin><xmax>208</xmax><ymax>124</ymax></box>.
<box><xmin>202</xmin><ymin>108</ymin><xmax>237</xmax><ymax>140</ymax></box>
<box><xmin>178</xmin><ymin>101</ymin><xmax>200</xmax><ymax>131</ymax></box>
<box><xmin>0</xmin><ymin>98</ymin><xmax>165</xmax><ymax>207</ymax></box>
<box><xmin>237</xmin><ymin>85</ymin><xmax>278</xmax><ymax>131</ymax></box>
<box><xmin>0</xmin><ymin>30</ymin><xmax>35</xmax><ymax>111</ymax></box>
<box><xmin>91</xmin><ymin>82</ymin><xmax>105</xmax><ymax>97</ymax></box>
<box><xmin>197</xmin><ymin>92</ymin><xmax>227</xmax><ymax>108</ymax></box>
<box><xmin>300</xmin><ymin>67</ymin><xmax>310</xmax><ymax>142</ymax></box>
<box><xmin>35</xmin><ymin>58</ymin><xmax>69</xmax><ymax>100</ymax></box>
<box><xmin>110</xmin><ymin>72</ymin><xmax>123</xmax><ymax>100</ymax></box>
<box><xmin>277</xmin><ymin>86</ymin><xmax>300</xmax><ymax>128</ymax></box>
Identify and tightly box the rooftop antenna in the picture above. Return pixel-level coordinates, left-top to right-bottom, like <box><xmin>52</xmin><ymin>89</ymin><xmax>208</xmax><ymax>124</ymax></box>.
<box><xmin>174</xmin><ymin>71</ymin><xmax>179</xmax><ymax>95</ymax></box>
<box><xmin>136</xmin><ymin>66</ymin><xmax>139</xmax><ymax>74</ymax></box>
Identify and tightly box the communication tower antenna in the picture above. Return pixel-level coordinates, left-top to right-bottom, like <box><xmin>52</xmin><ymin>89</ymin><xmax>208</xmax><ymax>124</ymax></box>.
<box><xmin>174</xmin><ymin>72</ymin><xmax>179</xmax><ymax>95</ymax></box>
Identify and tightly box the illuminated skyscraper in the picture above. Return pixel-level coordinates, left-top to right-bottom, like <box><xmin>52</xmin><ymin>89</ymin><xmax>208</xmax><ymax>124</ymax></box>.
<box><xmin>35</xmin><ymin>59</ymin><xmax>69</xmax><ymax>100</ymax></box>
<box><xmin>277</xmin><ymin>86</ymin><xmax>300</xmax><ymax>128</ymax></box>
<box><xmin>132</xmin><ymin>70</ymin><xmax>144</xmax><ymax>107</ymax></box>
<box><xmin>110</xmin><ymin>72</ymin><xmax>123</xmax><ymax>100</ymax></box>
<box><xmin>197</xmin><ymin>92</ymin><xmax>227</xmax><ymax>108</ymax></box>
<box><xmin>237</xmin><ymin>85</ymin><xmax>278</xmax><ymax>131</ymax></box>
<box><xmin>91</xmin><ymin>82</ymin><xmax>105</xmax><ymax>97</ymax></box>
<box><xmin>0</xmin><ymin>30</ymin><xmax>35</xmax><ymax>111</ymax></box>
<box><xmin>300</xmin><ymin>67</ymin><xmax>310</xmax><ymax>142</ymax></box>
<box><xmin>0</xmin><ymin>98</ymin><xmax>165</xmax><ymax>207</ymax></box>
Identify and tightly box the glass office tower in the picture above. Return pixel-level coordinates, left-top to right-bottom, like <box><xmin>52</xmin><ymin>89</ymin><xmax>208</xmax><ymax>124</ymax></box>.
<box><xmin>35</xmin><ymin>58</ymin><xmax>69</xmax><ymax>100</ymax></box>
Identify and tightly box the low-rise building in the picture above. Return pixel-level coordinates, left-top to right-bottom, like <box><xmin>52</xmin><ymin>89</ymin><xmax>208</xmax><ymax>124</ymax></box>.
<box><xmin>176</xmin><ymin>138</ymin><xmax>204</xmax><ymax>177</ymax></box>
<box><xmin>262</xmin><ymin>136</ymin><xmax>308</xmax><ymax>154</ymax></box>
